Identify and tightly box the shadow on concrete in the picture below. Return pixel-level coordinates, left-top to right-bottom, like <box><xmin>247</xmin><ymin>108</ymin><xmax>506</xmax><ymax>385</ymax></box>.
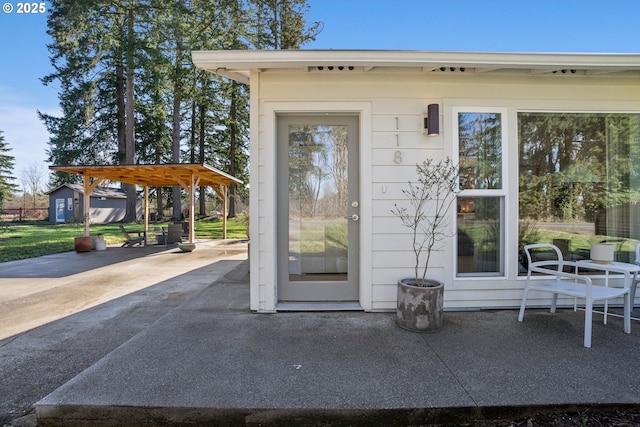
<box><xmin>0</xmin><ymin>246</ymin><xmax>171</xmax><ymax>278</ymax></box>
<box><xmin>0</xmin><ymin>240</ymin><xmax>247</xmax><ymax>278</ymax></box>
<box><xmin>0</xmin><ymin>258</ymin><xmax>246</xmax><ymax>425</ymax></box>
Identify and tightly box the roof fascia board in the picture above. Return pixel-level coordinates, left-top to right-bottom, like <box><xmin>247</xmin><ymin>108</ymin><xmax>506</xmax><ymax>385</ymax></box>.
<box><xmin>192</xmin><ymin>50</ymin><xmax>640</xmax><ymax>78</ymax></box>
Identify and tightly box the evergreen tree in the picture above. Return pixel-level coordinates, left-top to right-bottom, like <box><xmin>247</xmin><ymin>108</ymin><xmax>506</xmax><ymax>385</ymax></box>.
<box><xmin>42</xmin><ymin>0</ymin><xmax>158</xmax><ymax>220</ymax></box>
<box><xmin>40</xmin><ymin>0</ymin><xmax>322</xmax><ymax>220</ymax></box>
<box><xmin>0</xmin><ymin>131</ymin><xmax>18</xmax><ymax>212</ymax></box>
<box><xmin>40</xmin><ymin>0</ymin><xmax>120</xmax><ymax>180</ymax></box>
<box><xmin>249</xmin><ymin>0</ymin><xmax>322</xmax><ymax>49</ymax></box>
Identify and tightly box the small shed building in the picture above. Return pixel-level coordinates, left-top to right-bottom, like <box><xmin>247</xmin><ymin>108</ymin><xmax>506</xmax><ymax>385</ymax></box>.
<box><xmin>47</xmin><ymin>183</ymin><xmax>142</xmax><ymax>224</ymax></box>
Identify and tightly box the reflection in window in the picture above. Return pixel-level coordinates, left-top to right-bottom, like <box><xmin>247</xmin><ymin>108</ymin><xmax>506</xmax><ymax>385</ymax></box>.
<box><xmin>459</xmin><ymin>112</ymin><xmax>502</xmax><ymax>190</ymax></box>
<box><xmin>288</xmin><ymin>124</ymin><xmax>349</xmax><ymax>278</ymax></box>
<box><xmin>457</xmin><ymin>196</ymin><xmax>504</xmax><ymax>275</ymax></box>
<box><xmin>518</xmin><ymin>112</ymin><xmax>640</xmax><ymax>272</ymax></box>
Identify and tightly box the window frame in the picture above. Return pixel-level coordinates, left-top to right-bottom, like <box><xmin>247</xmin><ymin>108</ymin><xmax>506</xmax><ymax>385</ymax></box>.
<box><xmin>453</xmin><ymin>107</ymin><xmax>509</xmax><ymax>278</ymax></box>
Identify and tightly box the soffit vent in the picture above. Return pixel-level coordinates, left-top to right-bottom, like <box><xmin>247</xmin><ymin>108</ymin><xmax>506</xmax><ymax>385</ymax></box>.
<box><xmin>436</xmin><ymin>67</ymin><xmax>469</xmax><ymax>73</ymax></box>
<box><xmin>314</xmin><ymin>66</ymin><xmax>356</xmax><ymax>71</ymax></box>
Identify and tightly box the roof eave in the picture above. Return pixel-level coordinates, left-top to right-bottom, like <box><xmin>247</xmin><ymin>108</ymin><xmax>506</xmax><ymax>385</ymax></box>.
<box><xmin>192</xmin><ymin>49</ymin><xmax>640</xmax><ymax>83</ymax></box>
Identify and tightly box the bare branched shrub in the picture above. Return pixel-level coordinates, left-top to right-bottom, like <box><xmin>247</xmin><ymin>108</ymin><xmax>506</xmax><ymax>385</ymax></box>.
<box><xmin>391</xmin><ymin>158</ymin><xmax>461</xmax><ymax>283</ymax></box>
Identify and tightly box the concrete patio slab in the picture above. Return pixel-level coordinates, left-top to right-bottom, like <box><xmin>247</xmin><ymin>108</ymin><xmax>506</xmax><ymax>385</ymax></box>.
<box><xmin>33</xmin><ymin>260</ymin><xmax>640</xmax><ymax>426</ymax></box>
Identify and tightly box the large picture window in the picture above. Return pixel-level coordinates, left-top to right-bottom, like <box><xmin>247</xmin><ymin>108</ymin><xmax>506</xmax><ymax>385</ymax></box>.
<box><xmin>518</xmin><ymin>112</ymin><xmax>640</xmax><ymax>272</ymax></box>
<box><xmin>456</xmin><ymin>110</ymin><xmax>506</xmax><ymax>276</ymax></box>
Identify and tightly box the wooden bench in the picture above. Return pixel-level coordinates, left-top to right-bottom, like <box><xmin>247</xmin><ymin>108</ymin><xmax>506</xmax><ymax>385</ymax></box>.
<box><xmin>119</xmin><ymin>224</ymin><xmax>145</xmax><ymax>247</ymax></box>
<box><xmin>518</xmin><ymin>243</ymin><xmax>631</xmax><ymax>348</ymax></box>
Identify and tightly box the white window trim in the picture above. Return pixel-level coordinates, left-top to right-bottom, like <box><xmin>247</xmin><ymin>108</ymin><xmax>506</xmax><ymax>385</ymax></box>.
<box><xmin>451</xmin><ymin>106</ymin><xmax>510</xmax><ymax>279</ymax></box>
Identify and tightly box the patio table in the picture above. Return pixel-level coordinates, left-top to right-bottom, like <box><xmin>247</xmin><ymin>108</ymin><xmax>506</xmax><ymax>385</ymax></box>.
<box><xmin>575</xmin><ymin>260</ymin><xmax>640</xmax><ymax>325</ymax></box>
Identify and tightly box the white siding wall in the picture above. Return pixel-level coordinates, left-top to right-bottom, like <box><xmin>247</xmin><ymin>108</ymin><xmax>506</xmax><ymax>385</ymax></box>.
<box><xmin>249</xmin><ymin>69</ymin><xmax>640</xmax><ymax>312</ymax></box>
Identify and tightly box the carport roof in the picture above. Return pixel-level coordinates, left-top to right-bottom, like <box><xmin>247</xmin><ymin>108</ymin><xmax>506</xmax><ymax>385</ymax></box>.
<box><xmin>49</xmin><ymin>163</ymin><xmax>243</xmax><ymax>187</ymax></box>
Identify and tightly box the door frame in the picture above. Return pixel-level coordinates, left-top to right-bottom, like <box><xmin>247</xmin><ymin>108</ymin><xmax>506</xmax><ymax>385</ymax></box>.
<box><xmin>252</xmin><ymin>102</ymin><xmax>373</xmax><ymax>312</ymax></box>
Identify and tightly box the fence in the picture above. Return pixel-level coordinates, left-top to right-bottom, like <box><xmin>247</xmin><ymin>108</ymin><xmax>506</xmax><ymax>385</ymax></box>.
<box><xmin>0</xmin><ymin>208</ymin><xmax>49</xmax><ymax>221</ymax></box>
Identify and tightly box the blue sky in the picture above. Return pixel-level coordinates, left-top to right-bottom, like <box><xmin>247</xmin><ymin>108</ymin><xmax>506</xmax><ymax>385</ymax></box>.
<box><xmin>0</xmin><ymin>0</ymin><xmax>639</xmax><ymax>182</ymax></box>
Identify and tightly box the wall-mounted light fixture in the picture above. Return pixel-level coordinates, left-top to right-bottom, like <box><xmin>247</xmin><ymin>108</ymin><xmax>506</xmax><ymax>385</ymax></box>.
<box><xmin>422</xmin><ymin>103</ymin><xmax>439</xmax><ymax>136</ymax></box>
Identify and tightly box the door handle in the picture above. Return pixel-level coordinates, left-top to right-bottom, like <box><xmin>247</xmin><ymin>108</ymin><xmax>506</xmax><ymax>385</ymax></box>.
<box><xmin>344</xmin><ymin>214</ymin><xmax>359</xmax><ymax>221</ymax></box>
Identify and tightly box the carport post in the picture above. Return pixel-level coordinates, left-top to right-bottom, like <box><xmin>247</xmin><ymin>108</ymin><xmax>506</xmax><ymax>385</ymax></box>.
<box><xmin>188</xmin><ymin>173</ymin><xmax>196</xmax><ymax>243</ymax></box>
<box><xmin>176</xmin><ymin>174</ymin><xmax>198</xmax><ymax>244</ymax></box>
<box><xmin>82</xmin><ymin>174</ymin><xmax>105</xmax><ymax>237</ymax></box>
<box><xmin>143</xmin><ymin>186</ymin><xmax>149</xmax><ymax>244</ymax></box>
<box><xmin>83</xmin><ymin>186</ymin><xmax>89</xmax><ymax>236</ymax></box>
<box><xmin>213</xmin><ymin>184</ymin><xmax>228</xmax><ymax>240</ymax></box>
<box><xmin>222</xmin><ymin>184</ymin><xmax>227</xmax><ymax>239</ymax></box>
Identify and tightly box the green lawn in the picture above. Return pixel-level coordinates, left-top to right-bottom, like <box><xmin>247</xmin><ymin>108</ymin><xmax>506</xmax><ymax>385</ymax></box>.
<box><xmin>0</xmin><ymin>219</ymin><xmax>247</xmax><ymax>263</ymax></box>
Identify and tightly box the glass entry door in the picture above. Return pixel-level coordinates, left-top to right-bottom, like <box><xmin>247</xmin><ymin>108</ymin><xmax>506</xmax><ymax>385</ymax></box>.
<box><xmin>277</xmin><ymin>115</ymin><xmax>359</xmax><ymax>302</ymax></box>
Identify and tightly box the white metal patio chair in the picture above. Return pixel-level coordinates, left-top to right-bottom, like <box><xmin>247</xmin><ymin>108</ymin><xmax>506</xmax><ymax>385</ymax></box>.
<box><xmin>631</xmin><ymin>243</ymin><xmax>640</xmax><ymax>307</ymax></box>
<box><xmin>518</xmin><ymin>243</ymin><xmax>631</xmax><ymax>348</ymax></box>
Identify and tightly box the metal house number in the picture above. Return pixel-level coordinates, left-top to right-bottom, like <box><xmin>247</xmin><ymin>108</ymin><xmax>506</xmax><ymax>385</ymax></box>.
<box><xmin>394</xmin><ymin>150</ymin><xmax>402</xmax><ymax>164</ymax></box>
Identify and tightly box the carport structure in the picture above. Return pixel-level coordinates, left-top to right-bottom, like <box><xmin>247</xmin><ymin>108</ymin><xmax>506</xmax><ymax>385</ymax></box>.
<box><xmin>49</xmin><ymin>163</ymin><xmax>243</xmax><ymax>243</ymax></box>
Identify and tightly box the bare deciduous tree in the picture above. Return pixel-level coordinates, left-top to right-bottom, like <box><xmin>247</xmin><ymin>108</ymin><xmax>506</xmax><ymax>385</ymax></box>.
<box><xmin>20</xmin><ymin>162</ymin><xmax>47</xmax><ymax>210</ymax></box>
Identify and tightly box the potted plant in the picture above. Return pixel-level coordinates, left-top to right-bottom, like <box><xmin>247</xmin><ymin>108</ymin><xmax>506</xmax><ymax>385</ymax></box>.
<box><xmin>73</xmin><ymin>215</ymin><xmax>92</xmax><ymax>253</ymax></box>
<box><xmin>391</xmin><ymin>157</ymin><xmax>460</xmax><ymax>332</ymax></box>
<box><xmin>74</xmin><ymin>235</ymin><xmax>92</xmax><ymax>252</ymax></box>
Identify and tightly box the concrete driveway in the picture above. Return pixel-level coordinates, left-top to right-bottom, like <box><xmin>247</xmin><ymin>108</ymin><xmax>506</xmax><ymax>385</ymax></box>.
<box><xmin>0</xmin><ymin>240</ymin><xmax>247</xmax><ymax>340</ymax></box>
<box><xmin>0</xmin><ymin>240</ymin><xmax>248</xmax><ymax>425</ymax></box>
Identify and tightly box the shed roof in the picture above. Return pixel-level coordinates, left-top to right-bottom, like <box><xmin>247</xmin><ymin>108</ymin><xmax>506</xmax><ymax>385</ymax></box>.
<box><xmin>46</xmin><ymin>183</ymin><xmax>130</xmax><ymax>198</ymax></box>
<box><xmin>192</xmin><ymin>49</ymin><xmax>640</xmax><ymax>84</ymax></box>
<box><xmin>49</xmin><ymin>163</ymin><xmax>243</xmax><ymax>187</ymax></box>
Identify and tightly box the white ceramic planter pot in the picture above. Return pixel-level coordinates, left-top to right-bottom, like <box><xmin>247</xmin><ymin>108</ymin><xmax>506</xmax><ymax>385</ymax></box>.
<box><xmin>178</xmin><ymin>243</ymin><xmax>196</xmax><ymax>252</ymax></box>
<box><xmin>590</xmin><ymin>243</ymin><xmax>614</xmax><ymax>264</ymax></box>
<box><xmin>95</xmin><ymin>239</ymin><xmax>107</xmax><ymax>251</ymax></box>
<box><xmin>396</xmin><ymin>278</ymin><xmax>444</xmax><ymax>333</ymax></box>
